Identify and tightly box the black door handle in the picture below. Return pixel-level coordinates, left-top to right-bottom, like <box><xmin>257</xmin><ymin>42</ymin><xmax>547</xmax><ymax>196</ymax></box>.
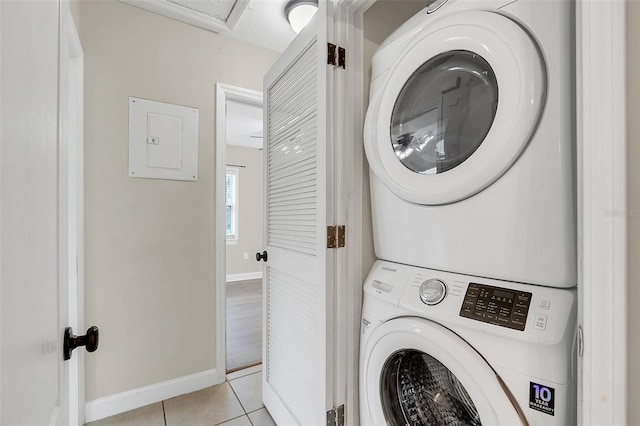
<box><xmin>256</xmin><ymin>251</ymin><xmax>268</xmax><ymax>262</ymax></box>
<box><xmin>64</xmin><ymin>326</ymin><xmax>99</xmax><ymax>361</ymax></box>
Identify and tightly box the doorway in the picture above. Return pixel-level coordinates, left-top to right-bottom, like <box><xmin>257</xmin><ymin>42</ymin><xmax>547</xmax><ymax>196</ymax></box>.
<box><xmin>215</xmin><ymin>84</ymin><xmax>264</xmax><ymax>377</ymax></box>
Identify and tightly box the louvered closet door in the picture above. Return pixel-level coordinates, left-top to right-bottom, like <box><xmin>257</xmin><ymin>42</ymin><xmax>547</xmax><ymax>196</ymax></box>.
<box><xmin>261</xmin><ymin>2</ymin><xmax>336</xmax><ymax>425</ymax></box>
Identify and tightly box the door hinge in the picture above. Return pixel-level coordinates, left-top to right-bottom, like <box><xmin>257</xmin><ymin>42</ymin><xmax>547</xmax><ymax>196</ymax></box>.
<box><xmin>337</xmin><ymin>225</ymin><xmax>345</xmax><ymax>247</ymax></box>
<box><xmin>327</xmin><ymin>405</ymin><xmax>345</xmax><ymax>426</ymax></box>
<box><xmin>327</xmin><ymin>225</ymin><xmax>337</xmax><ymax>248</ymax></box>
<box><xmin>327</xmin><ymin>225</ymin><xmax>346</xmax><ymax>249</ymax></box>
<box><xmin>327</xmin><ymin>43</ymin><xmax>346</xmax><ymax>69</ymax></box>
<box><xmin>577</xmin><ymin>325</ymin><xmax>584</xmax><ymax>358</ymax></box>
<box><xmin>338</xmin><ymin>46</ymin><xmax>346</xmax><ymax>69</ymax></box>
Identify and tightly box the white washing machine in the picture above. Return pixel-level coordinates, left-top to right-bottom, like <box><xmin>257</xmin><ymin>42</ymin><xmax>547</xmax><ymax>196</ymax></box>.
<box><xmin>360</xmin><ymin>260</ymin><xmax>576</xmax><ymax>425</ymax></box>
<box><xmin>363</xmin><ymin>0</ymin><xmax>576</xmax><ymax>288</ymax></box>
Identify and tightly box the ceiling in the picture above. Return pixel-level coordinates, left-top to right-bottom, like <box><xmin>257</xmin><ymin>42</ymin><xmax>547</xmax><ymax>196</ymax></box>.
<box><xmin>122</xmin><ymin>0</ymin><xmax>297</xmax><ymax>52</ymax></box>
<box><xmin>226</xmin><ymin>100</ymin><xmax>263</xmax><ymax>149</ymax></box>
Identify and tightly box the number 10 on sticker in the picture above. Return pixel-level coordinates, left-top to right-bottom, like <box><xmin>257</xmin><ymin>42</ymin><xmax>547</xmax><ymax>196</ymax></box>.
<box><xmin>532</xmin><ymin>384</ymin><xmax>552</xmax><ymax>402</ymax></box>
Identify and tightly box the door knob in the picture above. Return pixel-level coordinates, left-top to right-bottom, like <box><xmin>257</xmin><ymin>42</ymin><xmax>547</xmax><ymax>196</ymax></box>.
<box><xmin>256</xmin><ymin>251</ymin><xmax>268</xmax><ymax>262</ymax></box>
<box><xmin>64</xmin><ymin>326</ymin><xmax>99</xmax><ymax>361</ymax></box>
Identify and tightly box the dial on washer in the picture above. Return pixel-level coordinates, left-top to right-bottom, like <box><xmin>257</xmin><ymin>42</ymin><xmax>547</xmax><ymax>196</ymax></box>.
<box><xmin>419</xmin><ymin>279</ymin><xmax>447</xmax><ymax>305</ymax></box>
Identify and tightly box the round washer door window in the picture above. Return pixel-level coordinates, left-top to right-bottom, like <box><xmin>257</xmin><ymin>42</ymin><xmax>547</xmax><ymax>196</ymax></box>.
<box><xmin>380</xmin><ymin>349</ymin><xmax>482</xmax><ymax>426</ymax></box>
<box><xmin>391</xmin><ymin>51</ymin><xmax>498</xmax><ymax>176</ymax></box>
<box><xmin>363</xmin><ymin>10</ymin><xmax>544</xmax><ymax>205</ymax></box>
<box><xmin>359</xmin><ymin>318</ymin><xmax>523</xmax><ymax>426</ymax></box>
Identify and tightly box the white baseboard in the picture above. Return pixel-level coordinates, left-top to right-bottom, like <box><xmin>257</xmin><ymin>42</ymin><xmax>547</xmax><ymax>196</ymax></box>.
<box><xmin>84</xmin><ymin>368</ymin><xmax>221</xmax><ymax>422</ymax></box>
<box><xmin>226</xmin><ymin>272</ymin><xmax>262</xmax><ymax>283</ymax></box>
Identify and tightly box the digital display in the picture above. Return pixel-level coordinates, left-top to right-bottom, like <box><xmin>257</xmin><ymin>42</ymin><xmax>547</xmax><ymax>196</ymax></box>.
<box><xmin>493</xmin><ymin>289</ymin><xmax>515</xmax><ymax>299</ymax></box>
<box><xmin>459</xmin><ymin>283</ymin><xmax>532</xmax><ymax>331</ymax></box>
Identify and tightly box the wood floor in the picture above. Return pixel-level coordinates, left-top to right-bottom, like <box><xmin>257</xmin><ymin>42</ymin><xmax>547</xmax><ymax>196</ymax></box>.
<box><xmin>226</xmin><ymin>279</ymin><xmax>262</xmax><ymax>371</ymax></box>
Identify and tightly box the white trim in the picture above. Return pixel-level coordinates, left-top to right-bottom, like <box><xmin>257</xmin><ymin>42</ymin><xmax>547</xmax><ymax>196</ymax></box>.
<box><xmin>0</xmin><ymin>0</ymin><xmax>3</xmax><ymax>418</ymax></box>
<box><xmin>226</xmin><ymin>272</ymin><xmax>263</xmax><ymax>283</ymax></box>
<box><xmin>215</xmin><ymin>83</ymin><xmax>263</xmax><ymax>381</ymax></box>
<box><xmin>577</xmin><ymin>0</ymin><xmax>627</xmax><ymax>425</ymax></box>
<box><xmin>84</xmin><ymin>369</ymin><xmax>220</xmax><ymax>423</ymax></box>
<box><xmin>120</xmin><ymin>0</ymin><xmax>248</xmax><ymax>34</ymax></box>
<box><xmin>333</xmin><ymin>2</ymin><xmax>372</xmax><ymax>424</ymax></box>
<box><xmin>66</xmin><ymin>6</ymin><xmax>84</xmax><ymax>425</ymax></box>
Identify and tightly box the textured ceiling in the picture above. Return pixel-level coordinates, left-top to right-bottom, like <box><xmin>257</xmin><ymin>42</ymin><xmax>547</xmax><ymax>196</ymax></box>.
<box><xmin>123</xmin><ymin>0</ymin><xmax>297</xmax><ymax>53</ymax></box>
<box><xmin>229</xmin><ymin>0</ymin><xmax>296</xmax><ymax>52</ymax></box>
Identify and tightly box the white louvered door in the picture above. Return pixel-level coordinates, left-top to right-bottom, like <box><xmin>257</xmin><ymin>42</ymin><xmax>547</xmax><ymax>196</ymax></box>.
<box><xmin>261</xmin><ymin>2</ymin><xmax>336</xmax><ymax>425</ymax></box>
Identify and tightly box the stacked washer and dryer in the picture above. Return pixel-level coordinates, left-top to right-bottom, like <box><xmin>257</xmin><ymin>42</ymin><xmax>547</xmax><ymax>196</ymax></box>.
<box><xmin>359</xmin><ymin>0</ymin><xmax>577</xmax><ymax>425</ymax></box>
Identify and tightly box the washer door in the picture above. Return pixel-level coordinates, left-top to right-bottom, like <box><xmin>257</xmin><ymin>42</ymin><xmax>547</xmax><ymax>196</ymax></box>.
<box><xmin>361</xmin><ymin>318</ymin><xmax>524</xmax><ymax>425</ymax></box>
<box><xmin>364</xmin><ymin>10</ymin><xmax>545</xmax><ymax>205</ymax></box>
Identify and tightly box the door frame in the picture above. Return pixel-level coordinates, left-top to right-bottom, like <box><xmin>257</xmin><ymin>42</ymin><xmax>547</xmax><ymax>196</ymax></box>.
<box><xmin>575</xmin><ymin>0</ymin><xmax>627</xmax><ymax>424</ymax></box>
<box><xmin>333</xmin><ymin>1</ymin><xmax>372</xmax><ymax>424</ymax></box>
<box><xmin>338</xmin><ymin>0</ymin><xmax>628</xmax><ymax>424</ymax></box>
<box><xmin>66</xmin><ymin>7</ymin><xmax>85</xmax><ymax>425</ymax></box>
<box><xmin>214</xmin><ymin>83</ymin><xmax>263</xmax><ymax>383</ymax></box>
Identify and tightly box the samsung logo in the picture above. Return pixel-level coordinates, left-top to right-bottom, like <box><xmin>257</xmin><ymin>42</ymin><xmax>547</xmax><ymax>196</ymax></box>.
<box><xmin>381</xmin><ymin>267</ymin><xmax>397</xmax><ymax>272</ymax></box>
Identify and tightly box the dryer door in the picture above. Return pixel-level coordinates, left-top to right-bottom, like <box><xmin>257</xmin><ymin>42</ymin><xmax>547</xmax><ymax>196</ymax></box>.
<box><xmin>361</xmin><ymin>318</ymin><xmax>524</xmax><ymax>425</ymax></box>
<box><xmin>364</xmin><ymin>10</ymin><xmax>544</xmax><ymax>205</ymax></box>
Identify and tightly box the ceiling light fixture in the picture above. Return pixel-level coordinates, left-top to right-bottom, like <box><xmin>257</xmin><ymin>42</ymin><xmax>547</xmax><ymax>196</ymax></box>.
<box><xmin>285</xmin><ymin>0</ymin><xmax>319</xmax><ymax>34</ymax></box>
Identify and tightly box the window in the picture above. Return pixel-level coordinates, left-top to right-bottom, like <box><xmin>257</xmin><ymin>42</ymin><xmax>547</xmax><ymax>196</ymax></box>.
<box><xmin>225</xmin><ymin>166</ymin><xmax>239</xmax><ymax>242</ymax></box>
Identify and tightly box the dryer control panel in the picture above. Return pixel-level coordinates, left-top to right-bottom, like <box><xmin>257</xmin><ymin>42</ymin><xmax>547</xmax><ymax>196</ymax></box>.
<box><xmin>459</xmin><ymin>283</ymin><xmax>532</xmax><ymax>331</ymax></box>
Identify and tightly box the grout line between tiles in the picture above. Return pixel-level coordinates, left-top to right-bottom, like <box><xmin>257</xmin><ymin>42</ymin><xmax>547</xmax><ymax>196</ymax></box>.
<box><xmin>213</xmin><ymin>413</ymin><xmax>250</xmax><ymax>426</ymax></box>
<box><xmin>161</xmin><ymin>400</ymin><xmax>167</xmax><ymax>426</ymax></box>
<box><xmin>228</xmin><ymin>380</ymin><xmax>248</xmax><ymax>414</ymax></box>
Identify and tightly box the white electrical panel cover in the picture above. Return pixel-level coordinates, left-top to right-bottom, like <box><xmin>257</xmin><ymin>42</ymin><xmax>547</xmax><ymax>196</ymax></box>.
<box><xmin>129</xmin><ymin>97</ymin><xmax>199</xmax><ymax>181</ymax></box>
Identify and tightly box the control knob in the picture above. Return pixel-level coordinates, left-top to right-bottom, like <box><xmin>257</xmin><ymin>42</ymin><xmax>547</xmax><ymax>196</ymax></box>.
<box><xmin>419</xmin><ymin>279</ymin><xmax>447</xmax><ymax>305</ymax></box>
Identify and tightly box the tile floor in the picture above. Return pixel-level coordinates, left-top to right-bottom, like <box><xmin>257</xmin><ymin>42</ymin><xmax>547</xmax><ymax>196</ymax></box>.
<box><xmin>87</xmin><ymin>365</ymin><xmax>274</xmax><ymax>426</ymax></box>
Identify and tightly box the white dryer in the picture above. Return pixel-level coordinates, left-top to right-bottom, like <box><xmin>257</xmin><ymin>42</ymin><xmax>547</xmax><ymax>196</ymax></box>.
<box><xmin>360</xmin><ymin>260</ymin><xmax>577</xmax><ymax>425</ymax></box>
<box><xmin>363</xmin><ymin>0</ymin><xmax>576</xmax><ymax>287</ymax></box>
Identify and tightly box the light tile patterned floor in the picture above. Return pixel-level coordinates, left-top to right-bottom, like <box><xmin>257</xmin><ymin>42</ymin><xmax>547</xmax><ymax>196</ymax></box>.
<box><xmin>86</xmin><ymin>366</ymin><xmax>274</xmax><ymax>426</ymax></box>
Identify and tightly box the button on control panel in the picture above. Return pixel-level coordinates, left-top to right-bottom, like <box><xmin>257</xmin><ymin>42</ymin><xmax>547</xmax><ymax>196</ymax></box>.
<box><xmin>538</xmin><ymin>300</ymin><xmax>550</xmax><ymax>309</ymax></box>
<box><xmin>459</xmin><ymin>283</ymin><xmax>532</xmax><ymax>331</ymax></box>
<box><xmin>534</xmin><ymin>314</ymin><xmax>548</xmax><ymax>330</ymax></box>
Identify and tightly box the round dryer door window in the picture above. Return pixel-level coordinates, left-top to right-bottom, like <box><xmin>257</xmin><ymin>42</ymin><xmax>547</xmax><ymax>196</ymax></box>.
<box><xmin>380</xmin><ymin>349</ymin><xmax>481</xmax><ymax>425</ymax></box>
<box><xmin>363</xmin><ymin>10</ymin><xmax>545</xmax><ymax>205</ymax></box>
<box><xmin>391</xmin><ymin>51</ymin><xmax>498</xmax><ymax>176</ymax></box>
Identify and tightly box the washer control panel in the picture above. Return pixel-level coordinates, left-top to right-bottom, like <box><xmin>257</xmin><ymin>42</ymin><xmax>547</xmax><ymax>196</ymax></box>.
<box><xmin>459</xmin><ymin>283</ymin><xmax>532</xmax><ymax>331</ymax></box>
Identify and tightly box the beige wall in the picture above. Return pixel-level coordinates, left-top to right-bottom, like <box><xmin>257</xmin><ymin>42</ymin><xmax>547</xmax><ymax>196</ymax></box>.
<box><xmin>628</xmin><ymin>1</ymin><xmax>640</xmax><ymax>423</ymax></box>
<box><xmin>226</xmin><ymin>145</ymin><xmax>263</xmax><ymax>276</ymax></box>
<box><xmin>80</xmin><ymin>1</ymin><xmax>277</xmax><ymax>400</ymax></box>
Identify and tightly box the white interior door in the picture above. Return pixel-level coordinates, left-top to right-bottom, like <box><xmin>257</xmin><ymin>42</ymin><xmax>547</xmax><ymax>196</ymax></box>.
<box><xmin>66</xmin><ymin>7</ymin><xmax>85</xmax><ymax>425</ymax></box>
<box><xmin>261</xmin><ymin>2</ymin><xmax>337</xmax><ymax>424</ymax></box>
<box><xmin>1</xmin><ymin>1</ymin><xmax>72</xmax><ymax>424</ymax></box>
